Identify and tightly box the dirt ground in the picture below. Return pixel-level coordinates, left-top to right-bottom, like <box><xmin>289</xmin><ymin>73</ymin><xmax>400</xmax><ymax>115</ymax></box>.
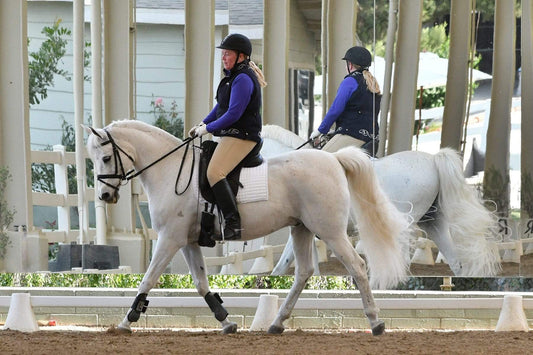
<box><xmin>1</xmin><ymin>328</ymin><xmax>532</xmax><ymax>354</ymax></box>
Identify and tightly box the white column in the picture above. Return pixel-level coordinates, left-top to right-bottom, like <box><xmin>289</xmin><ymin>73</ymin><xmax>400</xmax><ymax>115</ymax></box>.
<box><xmin>263</xmin><ymin>0</ymin><xmax>290</xmax><ymax>127</ymax></box>
<box><xmin>184</xmin><ymin>0</ymin><xmax>214</xmax><ymax>132</ymax></box>
<box><xmin>377</xmin><ymin>0</ymin><xmax>399</xmax><ymax>157</ymax></box>
<box><xmin>91</xmin><ymin>0</ymin><xmax>106</xmax><ymax>244</ymax></box>
<box><xmin>0</xmin><ymin>0</ymin><xmax>33</xmax><ymax>229</ymax></box>
<box><xmin>521</xmin><ymin>0</ymin><xmax>533</xmax><ymax>220</ymax></box>
<box><xmin>73</xmin><ymin>0</ymin><xmax>88</xmax><ymax>244</ymax></box>
<box><xmin>483</xmin><ymin>0</ymin><xmax>516</xmax><ymax>216</ymax></box>
<box><xmin>103</xmin><ymin>0</ymin><xmax>135</xmax><ymax>232</ymax></box>
<box><xmin>325</xmin><ymin>0</ymin><xmax>357</xmax><ymax>111</ymax></box>
<box><xmin>387</xmin><ymin>0</ymin><xmax>423</xmax><ymax>154</ymax></box>
<box><xmin>441</xmin><ymin>0</ymin><xmax>472</xmax><ymax>151</ymax></box>
<box><xmin>320</xmin><ymin>0</ymin><xmax>328</xmax><ymax>119</ymax></box>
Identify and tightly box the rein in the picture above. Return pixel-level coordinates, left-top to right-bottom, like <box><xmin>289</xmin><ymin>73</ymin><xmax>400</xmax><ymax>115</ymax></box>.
<box><xmin>295</xmin><ymin>138</ymin><xmax>313</xmax><ymax>150</ymax></box>
<box><xmin>97</xmin><ymin>129</ymin><xmax>195</xmax><ymax>194</ymax></box>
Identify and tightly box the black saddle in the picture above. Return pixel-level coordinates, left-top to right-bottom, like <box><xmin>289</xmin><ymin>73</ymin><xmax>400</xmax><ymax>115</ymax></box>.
<box><xmin>316</xmin><ymin>133</ymin><xmax>379</xmax><ymax>157</ymax></box>
<box><xmin>360</xmin><ymin>139</ymin><xmax>379</xmax><ymax>158</ymax></box>
<box><xmin>199</xmin><ymin>139</ymin><xmax>263</xmax><ymax>204</ymax></box>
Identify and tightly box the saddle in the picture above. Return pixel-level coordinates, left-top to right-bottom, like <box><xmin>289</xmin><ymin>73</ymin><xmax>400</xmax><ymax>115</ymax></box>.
<box><xmin>317</xmin><ymin>133</ymin><xmax>379</xmax><ymax>157</ymax></box>
<box><xmin>198</xmin><ymin>139</ymin><xmax>264</xmax><ymax>204</ymax></box>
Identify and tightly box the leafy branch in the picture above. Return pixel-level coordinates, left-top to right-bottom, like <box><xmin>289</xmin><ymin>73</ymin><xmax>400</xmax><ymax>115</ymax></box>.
<box><xmin>0</xmin><ymin>167</ymin><xmax>16</xmax><ymax>259</ymax></box>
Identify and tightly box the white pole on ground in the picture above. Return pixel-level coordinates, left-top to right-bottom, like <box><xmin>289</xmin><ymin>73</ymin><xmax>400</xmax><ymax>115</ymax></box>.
<box><xmin>249</xmin><ymin>294</ymin><xmax>279</xmax><ymax>331</ymax></box>
<box><xmin>3</xmin><ymin>293</ymin><xmax>39</xmax><ymax>332</ymax></box>
<box><xmin>495</xmin><ymin>294</ymin><xmax>529</xmax><ymax>332</ymax></box>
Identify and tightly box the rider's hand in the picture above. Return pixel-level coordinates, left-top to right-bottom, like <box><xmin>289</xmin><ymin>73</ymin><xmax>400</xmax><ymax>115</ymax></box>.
<box><xmin>188</xmin><ymin>123</ymin><xmax>205</xmax><ymax>138</ymax></box>
<box><xmin>193</xmin><ymin>124</ymin><xmax>208</xmax><ymax>138</ymax></box>
<box><xmin>310</xmin><ymin>129</ymin><xmax>321</xmax><ymax>140</ymax></box>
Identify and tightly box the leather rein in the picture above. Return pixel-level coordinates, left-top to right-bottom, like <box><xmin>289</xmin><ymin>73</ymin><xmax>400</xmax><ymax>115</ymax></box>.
<box><xmin>96</xmin><ymin>129</ymin><xmax>195</xmax><ymax>195</ymax></box>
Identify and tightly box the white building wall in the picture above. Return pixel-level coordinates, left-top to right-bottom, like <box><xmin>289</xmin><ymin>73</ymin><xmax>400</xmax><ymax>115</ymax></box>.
<box><xmin>135</xmin><ymin>23</ymin><xmax>185</xmax><ymax>124</ymax></box>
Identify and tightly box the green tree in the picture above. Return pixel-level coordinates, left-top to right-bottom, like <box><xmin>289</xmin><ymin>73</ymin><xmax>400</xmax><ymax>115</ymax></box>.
<box><xmin>28</xmin><ymin>19</ymin><xmax>70</xmax><ymax>105</ymax></box>
<box><xmin>0</xmin><ymin>167</ymin><xmax>16</xmax><ymax>259</ymax></box>
<box><xmin>30</xmin><ymin>20</ymin><xmax>93</xmax><ymax>194</ymax></box>
<box><xmin>150</xmin><ymin>96</ymin><xmax>184</xmax><ymax>139</ymax></box>
<box><xmin>29</xmin><ymin>19</ymin><xmax>91</xmax><ymax>105</ymax></box>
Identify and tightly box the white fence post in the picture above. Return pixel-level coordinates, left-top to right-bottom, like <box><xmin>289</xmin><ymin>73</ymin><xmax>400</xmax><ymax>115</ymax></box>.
<box><xmin>53</xmin><ymin>145</ymin><xmax>70</xmax><ymax>234</ymax></box>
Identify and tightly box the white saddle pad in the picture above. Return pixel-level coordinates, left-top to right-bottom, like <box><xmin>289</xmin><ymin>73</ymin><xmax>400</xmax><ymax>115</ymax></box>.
<box><xmin>236</xmin><ymin>161</ymin><xmax>269</xmax><ymax>204</ymax></box>
<box><xmin>190</xmin><ymin>161</ymin><xmax>269</xmax><ymax>204</ymax></box>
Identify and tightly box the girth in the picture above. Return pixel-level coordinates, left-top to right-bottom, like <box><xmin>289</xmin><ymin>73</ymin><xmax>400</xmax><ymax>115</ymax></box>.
<box><xmin>198</xmin><ymin>139</ymin><xmax>263</xmax><ymax>204</ymax></box>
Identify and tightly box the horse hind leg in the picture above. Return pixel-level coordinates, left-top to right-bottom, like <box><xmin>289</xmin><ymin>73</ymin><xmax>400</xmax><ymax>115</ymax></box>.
<box><xmin>268</xmin><ymin>224</ymin><xmax>315</xmax><ymax>334</ymax></box>
<box><xmin>271</xmin><ymin>233</ymin><xmax>321</xmax><ymax>276</ymax></box>
<box><xmin>181</xmin><ymin>244</ymin><xmax>237</xmax><ymax>334</ymax></box>
<box><xmin>325</xmin><ymin>234</ymin><xmax>385</xmax><ymax>335</ymax></box>
<box><xmin>420</xmin><ymin>216</ymin><xmax>463</xmax><ymax>275</ymax></box>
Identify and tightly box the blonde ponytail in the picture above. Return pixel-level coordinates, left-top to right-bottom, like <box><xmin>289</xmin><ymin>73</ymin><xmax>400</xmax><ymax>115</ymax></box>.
<box><xmin>249</xmin><ymin>60</ymin><xmax>267</xmax><ymax>88</ymax></box>
<box><xmin>363</xmin><ymin>70</ymin><xmax>381</xmax><ymax>94</ymax></box>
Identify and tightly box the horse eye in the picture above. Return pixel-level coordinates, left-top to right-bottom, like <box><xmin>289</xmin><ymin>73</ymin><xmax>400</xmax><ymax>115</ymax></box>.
<box><xmin>103</xmin><ymin>156</ymin><xmax>111</xmax><ymax>163</ymax></box>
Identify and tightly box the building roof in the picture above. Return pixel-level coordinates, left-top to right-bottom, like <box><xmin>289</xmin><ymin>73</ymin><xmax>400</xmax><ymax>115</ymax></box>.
<box><xmin>135</xmin><ymin>0</ymin><xmax>262</xmax><ymax>25</ymax></box>
<box><xmin>136</xmin><ymin>0</ymin><xmax>228</xmax><ymax>11</ymax></box>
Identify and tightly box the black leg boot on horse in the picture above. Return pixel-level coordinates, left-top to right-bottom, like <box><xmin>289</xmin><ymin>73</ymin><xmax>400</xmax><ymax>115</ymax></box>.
<box><xmin>211</xmin><ymin>178</ymin><xmax>241</xmax><ymax>241</ymax></box>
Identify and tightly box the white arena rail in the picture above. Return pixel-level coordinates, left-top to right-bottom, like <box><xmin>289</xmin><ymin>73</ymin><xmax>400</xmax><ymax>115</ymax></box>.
<box><xmin>1</xmin><ymin>294</ymin><xmax>533</xmax><ymax>310</ymax></box>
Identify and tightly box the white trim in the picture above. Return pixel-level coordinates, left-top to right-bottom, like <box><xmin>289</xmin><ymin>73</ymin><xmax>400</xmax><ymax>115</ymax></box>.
<box><xmin>1</xmin><ymin>295</ymin><xmax>532</xmax><ymax>310</ymax></box>
<box><xmin>228</xmin><ymin>24</ymin><xmax>263</xmax><ymax>39</ymax></box>
<box><xmin>83</xmin><ymin>7</ymin><xmax>229</xmax><ymax>25</ymax></box>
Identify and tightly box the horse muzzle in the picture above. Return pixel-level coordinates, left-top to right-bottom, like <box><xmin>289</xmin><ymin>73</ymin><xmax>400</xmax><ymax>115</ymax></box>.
<box><xmin>100</xmin><ymin>190</ymin><xmax>120</xmax><ymax>204</ymax></box>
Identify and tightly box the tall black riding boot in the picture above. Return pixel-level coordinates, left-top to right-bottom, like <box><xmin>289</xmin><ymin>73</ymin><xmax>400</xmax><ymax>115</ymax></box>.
<box><xmin>211</xmin><ymin>179</ymin><xmax>241</xmax><ymax>240</ymax></box>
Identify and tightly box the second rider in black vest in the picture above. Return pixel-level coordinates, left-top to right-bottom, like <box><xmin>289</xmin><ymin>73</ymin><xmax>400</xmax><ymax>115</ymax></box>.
<box><xmin>310</xmin><ymin>46</ymin><xmax>381</xmax><ymax>154</ymax></box>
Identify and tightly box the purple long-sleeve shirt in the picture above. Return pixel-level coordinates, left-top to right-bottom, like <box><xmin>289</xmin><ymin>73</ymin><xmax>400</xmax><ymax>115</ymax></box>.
<box><xmin>318</xmin><ymin>76</ymin><xmax>359</xmax><ymax>134</ymax></box>
<box><xmin>203</xmin><ymin>72</ymin><xmax>254</xmax><ymax>132</ymax></box>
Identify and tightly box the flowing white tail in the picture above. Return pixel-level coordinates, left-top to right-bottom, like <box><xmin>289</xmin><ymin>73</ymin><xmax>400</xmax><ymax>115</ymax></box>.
<box><xmin>334</xmin><ymin>146</ymin><xmax>411</xmax><ymax>289</ymax></box>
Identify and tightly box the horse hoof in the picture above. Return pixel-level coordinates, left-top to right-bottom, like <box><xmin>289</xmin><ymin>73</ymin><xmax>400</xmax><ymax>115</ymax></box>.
<box><xmin>267</xmin><ymin>325</ymin><xmax>284</xmax><ymax>334</ymax></box>
<box><xmin>221</xmin><ymin>322</ymin><xmax>238</xmax><ymax>334</ymax></box>
<box><xmin>371</xmin><ymin>321</ymin><xmax>385</xmax><ymax>336</ymax></box>
<box><xmin>109</xmin><ymin>325</ymin><xmax>132</xmax><ymax>334</ymax></box>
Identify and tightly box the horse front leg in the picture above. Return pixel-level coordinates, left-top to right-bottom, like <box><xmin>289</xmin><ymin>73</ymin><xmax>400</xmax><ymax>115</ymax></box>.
<box><xmin>117</xmin><ymin>235</ymin><xmax>182</xmax><ymax>333</ymax></box>
<box><xmin>181</xmin><ymin>244</ymin><xmax>237</xmax><ymax>334</ymax></box>
<box><xmin>268</xmin><ymin>225</ymin><xmax>314</xmax><ymax>334</ymax></box>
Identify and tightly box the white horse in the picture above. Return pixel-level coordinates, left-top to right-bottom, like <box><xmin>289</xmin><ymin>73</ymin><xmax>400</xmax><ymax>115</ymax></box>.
<box><xmin>262</xmin><ymin>124</ymin><xmax>501</xmax><ymax>277</ymax></box>
<box><xmin>84</xmin><ymin>120</ymin><xmax>413</xmax><ymax>335</ymax></box>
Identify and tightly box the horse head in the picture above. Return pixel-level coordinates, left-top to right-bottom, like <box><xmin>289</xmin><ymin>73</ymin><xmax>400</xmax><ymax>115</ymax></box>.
<box><xmin>83</xmin><ymin>123</ymin><xmax>136</xmax><ymax>204</ymax></box>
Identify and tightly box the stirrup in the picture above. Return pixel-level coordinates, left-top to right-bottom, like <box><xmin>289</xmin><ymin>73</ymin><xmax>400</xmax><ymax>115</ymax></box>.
<box><xmin>212</xmin><ymin>226</ymin><xmax>242</xmax><ymax>241</ymax></box>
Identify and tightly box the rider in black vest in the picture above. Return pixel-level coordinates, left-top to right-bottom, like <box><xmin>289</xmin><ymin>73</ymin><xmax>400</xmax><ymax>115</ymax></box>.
<box><xmin>310</xmin><ymin>46</ymin><xmax>381</xmax><ymax>155</ymax></box>
<box><xmin>189</xmin><ymin>33</ymin><xmax>266</xmax><ymax>241</ymax></box>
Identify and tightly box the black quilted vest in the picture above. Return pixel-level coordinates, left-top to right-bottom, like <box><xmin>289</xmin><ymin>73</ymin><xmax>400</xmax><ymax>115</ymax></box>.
<box><xmin>334</xmin><ymin>71</ymin><xmax>381</xmax><ymax>142</ymax></box>
<box><xmin>213</xmin><ymin>62</ymin><xmax>262</xmax><ymax>143</ymax></box>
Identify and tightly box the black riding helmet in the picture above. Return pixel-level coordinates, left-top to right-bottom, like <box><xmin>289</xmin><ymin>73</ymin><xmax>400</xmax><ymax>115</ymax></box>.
<box><xmin>217</xmin><ymin>33</ymin><xmax>252</xmax><ymax>57</ymax></box>
<box><xmin>342</xmin><ymin>46</ymin><xmax>372</xmax><ymax>69</ymax></box>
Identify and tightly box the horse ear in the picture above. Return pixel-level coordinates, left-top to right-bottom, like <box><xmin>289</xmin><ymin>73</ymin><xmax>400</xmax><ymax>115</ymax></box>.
<box><xmin>81</xmin><ymin>124</ymin><xmax>103</xmax><ymax>139</ymax></box>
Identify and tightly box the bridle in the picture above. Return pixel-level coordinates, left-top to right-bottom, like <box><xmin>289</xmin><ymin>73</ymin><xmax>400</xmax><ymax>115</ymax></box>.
<box><xmin>95</xmin><ymin>128</ymin><xmax>195</xmax><ymax>194</ymax></box>
<box><xmin>96</xmin><ymin>130</ymin><xmax>135</xmax><ymax>191</ymax></box>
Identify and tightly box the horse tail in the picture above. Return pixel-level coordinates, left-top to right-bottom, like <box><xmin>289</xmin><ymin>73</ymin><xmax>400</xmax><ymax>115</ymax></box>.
<box><xmin>434</xmin><ymin>148</ymin><xmax>501</xmax><ymax>276</ymax></box>
<box><xmin>334</xmin><ymin>146</ymin><xmax>411</xmax><ymax>289</ymax></box>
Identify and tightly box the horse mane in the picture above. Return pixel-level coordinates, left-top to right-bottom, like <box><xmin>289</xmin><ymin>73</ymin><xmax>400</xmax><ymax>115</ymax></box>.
<box><xmin>109</xmin><ymin>119</ymin><xmax>182</xmax><ymax>144</ymax></box>
<box><xmin>262</xmin><ymin>124</ymin><xmax>305</xmax><ymax>149</ymax></box>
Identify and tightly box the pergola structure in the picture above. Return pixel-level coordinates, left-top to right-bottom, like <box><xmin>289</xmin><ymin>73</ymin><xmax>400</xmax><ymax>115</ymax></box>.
<box><xmin>0</xmin><ymin>0</ymin><xmax>531</xmax><ymax>273</ymax></box>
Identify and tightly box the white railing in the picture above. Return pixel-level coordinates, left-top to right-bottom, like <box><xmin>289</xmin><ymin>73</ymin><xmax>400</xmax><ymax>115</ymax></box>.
<box><xmin>30</xmin><ymin>145</ymin><xmax>95</xmax><ymax>244</ymax></box>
